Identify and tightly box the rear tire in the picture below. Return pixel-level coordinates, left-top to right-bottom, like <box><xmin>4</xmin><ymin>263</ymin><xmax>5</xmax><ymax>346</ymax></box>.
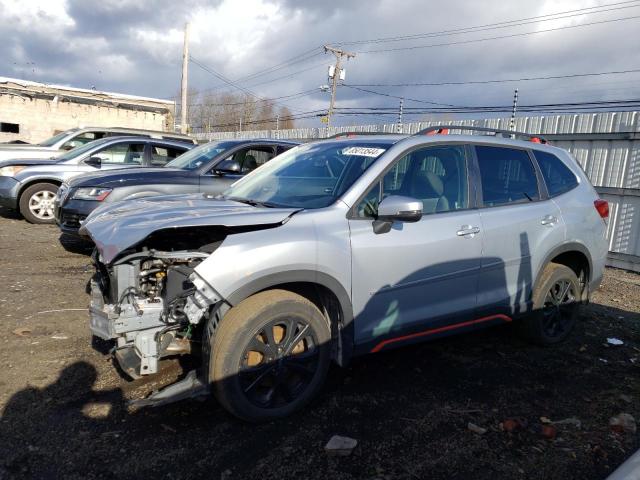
<box><xmin>518</xmin><ymin>263</ymin><xmax>580</xmax><ymax>345</ymax></box>
<box><xmin>210</xmin><ymin>289</ymin><xmax>331</xmax><ymax>422</ymax></box>
<box><xmin>19</xmin><ymin>182</ymin><xmax>58</xmax><ymax>224</ymax></box>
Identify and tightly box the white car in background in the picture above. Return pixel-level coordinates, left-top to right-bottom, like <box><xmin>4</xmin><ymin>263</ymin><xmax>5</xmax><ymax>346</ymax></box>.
<box><xmin>0</xmin><ymin>126</ymin><xmax>196</xmax><ymax>161</ymax></box>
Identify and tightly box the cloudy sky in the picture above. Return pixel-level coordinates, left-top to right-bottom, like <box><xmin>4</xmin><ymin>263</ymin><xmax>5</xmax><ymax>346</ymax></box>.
<box><xmin>1</xmin><ymin>0</ymin><xmax>639</xmax><ymax>128</ymax></box>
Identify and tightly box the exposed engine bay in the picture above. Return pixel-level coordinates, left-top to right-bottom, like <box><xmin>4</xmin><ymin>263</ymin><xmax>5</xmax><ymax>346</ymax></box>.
<box><xmin>89</xmin><ymin>248</ymin><xmax>220</xmax><ymax>379</ymax></box>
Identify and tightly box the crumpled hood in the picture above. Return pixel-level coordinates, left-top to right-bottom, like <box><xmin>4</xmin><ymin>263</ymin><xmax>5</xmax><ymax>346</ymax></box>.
<box><xmin>68</xmin><ymin>167</ymin><xmax>193</xmax><ymax>189</ymax></box>
<box><xmin>80</xmin><ymin>193</ymin><xmax>300</xmax><ymax>264</ymax></box>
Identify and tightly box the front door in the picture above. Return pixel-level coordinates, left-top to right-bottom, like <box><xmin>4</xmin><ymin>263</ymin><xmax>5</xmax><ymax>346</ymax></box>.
<box><xmin>349</xmin><ymin>144</ymin><xmax>483</xmax><ymax>352</ymax></box>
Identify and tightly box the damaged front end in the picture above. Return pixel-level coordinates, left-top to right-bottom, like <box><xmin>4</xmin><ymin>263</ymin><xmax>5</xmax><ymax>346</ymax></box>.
<box><xmin>89</xmin><ymin>248</ymin><xmax>219</xmax><ymax>379</ymax></box>
<box><xmin>80</xmin><ymin>195</ymin><xmax>301</xmax><ymax>406</ymax></box>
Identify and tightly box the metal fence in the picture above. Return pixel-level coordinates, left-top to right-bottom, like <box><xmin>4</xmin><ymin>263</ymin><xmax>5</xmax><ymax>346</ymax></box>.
<box><xmin>194</xmin><ymin>111</ymin><xmax>640</xmax><ymax>271</ymax></box>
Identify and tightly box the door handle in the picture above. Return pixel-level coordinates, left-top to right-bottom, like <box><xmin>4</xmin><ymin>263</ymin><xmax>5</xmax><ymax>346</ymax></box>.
<box><xmin>456</xmin><ymin>225</ymin><xmax>480</xmax><ymax>237</ymax></box>
<box><xmin>541</xmin><ymin>215</ymin><xmax>558</xmax><ymax>226</ymax></box>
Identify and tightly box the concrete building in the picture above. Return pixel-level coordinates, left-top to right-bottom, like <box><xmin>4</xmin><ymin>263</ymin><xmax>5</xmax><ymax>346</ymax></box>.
<box><xmin>0</xmin><ymin>77</ymin><xmax>175</xmax><ymax>144</ymax></box>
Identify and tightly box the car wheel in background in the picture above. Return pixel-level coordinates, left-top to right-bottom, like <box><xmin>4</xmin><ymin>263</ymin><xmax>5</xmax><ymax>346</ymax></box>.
<box><xmin>19</xmin><ymin>183</ymin><xmax>59</xmax><ymax>224</ymax></box>
<box><xmin>518</xmin><ymin>263</ymin><xmax>581</xmax><ymax>345</ymax></box>
<box><xmin>210</xmin><ymin>289</ymin><xmax>331</xmax><ymax>422</ymax></box>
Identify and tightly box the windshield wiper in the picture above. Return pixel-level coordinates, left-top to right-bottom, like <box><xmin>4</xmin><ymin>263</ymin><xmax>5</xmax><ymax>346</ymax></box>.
<box><xmin>227</xmin><ymin>196</ymin><xmax>280</xmax><ymax>208</ymax></box>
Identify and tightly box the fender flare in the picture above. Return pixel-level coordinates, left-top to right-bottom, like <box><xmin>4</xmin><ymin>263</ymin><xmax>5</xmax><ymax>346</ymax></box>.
<box><xmin>534</xmin><ymin>241</ymin><xmax>593</xmax><ymax>300</ymax></box>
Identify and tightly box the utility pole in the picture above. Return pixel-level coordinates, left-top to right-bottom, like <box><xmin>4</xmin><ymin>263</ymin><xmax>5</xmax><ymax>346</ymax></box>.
<box><xmin>180</xmin><ymin>23</ymin><xmax>190</xmax><ymax>134</ymax></box>
<box><xmin>324</xmin><ymin>45</ymin><xmax>356</xmax><ymax>128</ymax></box>
<box><xmin>276</xmin><ymin>114</ymin><xmax>280</xmax><ymax>131</ymax></box>
<box><xmin>509</xmin><ymin>88</ymin><xmax>519</xmax><ymax>131</ymax></box>
<box><xmin>397</xmin><ymin>98</ymin><xmax>404</xmax><ymax>134</ymax></box>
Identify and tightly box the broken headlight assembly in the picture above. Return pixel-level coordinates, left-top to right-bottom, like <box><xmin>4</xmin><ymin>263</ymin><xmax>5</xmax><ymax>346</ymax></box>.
<box><xmin>89</xmin><ymin>250</ymin><xmax>220</xmax><ymax>380</ymax></box>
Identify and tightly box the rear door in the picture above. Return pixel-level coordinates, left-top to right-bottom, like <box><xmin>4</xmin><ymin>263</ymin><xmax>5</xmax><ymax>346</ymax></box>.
<box><xmin>473</xmin><ymin>144</ymin><xmax>565</xmax><ymax>317</ymax></box>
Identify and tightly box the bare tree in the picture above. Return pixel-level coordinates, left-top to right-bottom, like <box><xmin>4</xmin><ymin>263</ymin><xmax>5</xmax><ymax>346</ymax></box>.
<box><xmin>185</xmin><ymin>90</ymin><xmax>296</xmax><ymax>133</ymax></box>
<box><xmin>278</xmin><ymin>106</ymin><xmax>295</xmax><ymax>130</ymax></box>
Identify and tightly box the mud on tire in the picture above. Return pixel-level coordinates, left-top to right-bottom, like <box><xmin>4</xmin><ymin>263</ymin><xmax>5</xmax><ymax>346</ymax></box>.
<box><xmin>518</xmin><ymin>263</ymin><xmax>581</xmax><ymax>345</ymax></box>
<box><xmin>210</xmin><ymin>289</ymin><xmax>331</xmax><ymax>422</ymax></box>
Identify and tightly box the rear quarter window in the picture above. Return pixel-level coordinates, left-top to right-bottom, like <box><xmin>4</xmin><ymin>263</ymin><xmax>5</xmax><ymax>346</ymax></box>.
<box><xmin>533</xmin><ymin>150</ymin><xmax>579</xmax><ymax>197</ymax></box>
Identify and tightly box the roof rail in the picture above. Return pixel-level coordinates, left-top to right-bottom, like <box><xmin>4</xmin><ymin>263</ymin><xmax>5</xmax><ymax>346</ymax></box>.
<box><xmin>413</xmin><ymin>125</ymin><xmax>547</xmax><ymax>144</ymax></box>
<box><xmin>324</xmin><ymin>131</ymin><xmax>400</xmax><ymax>140</ymax></box>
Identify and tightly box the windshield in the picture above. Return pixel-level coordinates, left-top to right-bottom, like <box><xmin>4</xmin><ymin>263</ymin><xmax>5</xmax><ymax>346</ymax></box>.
<box><xmin>38</xmin><ymin>130</ymin><xmax>76</xmax><ymax>147</ymax></box>
<box><xmin>54</xmin><ymin>137</ymin><xmax>112</xmax><ymax>162</ymax></box>
<box><xmin>165</xmin><ymin>141</ymin><xmax>236</xmax><ymax>170</ymax></box>
<box><xmin>223</xmin><ymin>141</ymin><xmax>391</xmax><ymax>209</ymax></box>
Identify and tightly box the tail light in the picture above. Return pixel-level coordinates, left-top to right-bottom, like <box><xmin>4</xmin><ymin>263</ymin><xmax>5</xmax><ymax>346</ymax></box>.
<box><xmin>594</xmin><ymin>199</ymin><xmax>609</xmax><ymax>219</ymax></box>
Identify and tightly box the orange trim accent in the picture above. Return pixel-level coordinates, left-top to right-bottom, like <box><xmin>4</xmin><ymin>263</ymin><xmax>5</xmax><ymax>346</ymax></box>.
<box><xmin>425</xmin><ymin>128</ymin><xmax>450</xmax><ymax>136</ymax></box>
<box><xmin>370</xmin><ymin>314</ymin><xmax>512</xmax><ymax>353</ymax></box>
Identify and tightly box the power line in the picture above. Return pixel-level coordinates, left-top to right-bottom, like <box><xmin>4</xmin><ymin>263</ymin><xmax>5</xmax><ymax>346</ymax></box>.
<box><xmin>232</xmin><ymin>47</ymin><xmax>324</xmax><ymax>83</ymax></box>
<box><xmin>332</xmin><ymin>98</ymin><xmax>640</xmax><ymax>114</ymax></box>
<box><xmin>188</xmin><ymin>89</ymin><xmax>319</xmax><ymax>107</ymax></box>
<box><xmin>189</xmin><ymin>55</ymin><xmax>310</xmax><ymax>114</ymax></box>
<box><xmin>188</xmin><ymin>48</ymin><xmax>326</xmax><ymax>95</ymax></box>
<box><xmin>338</xmin><ymin>0</ymin><xmax>640</xmax><ymax>47</ymax></box>
<box><xmin>346</xmin><ymin>68</ymin><xmax>640</xmax><ymax>87</ymax></box>
<box><xmin>196</xmin><ymin>59</ymin><xmax>331</xmax><ymax>96</ymax></box>
<box><xmin>191</xmin><ymin>109</ymin><xmax>325</xmax><ymax>130</ymax></box>
<box><xmin>356</xmin><ymin>15</ymin><xmax>640</xmax><ymax>54</ymax></box>
<box><xmin>343</xmin><ymin>84</ymin><xmax>459</xmax><ymax>107</ymax></box>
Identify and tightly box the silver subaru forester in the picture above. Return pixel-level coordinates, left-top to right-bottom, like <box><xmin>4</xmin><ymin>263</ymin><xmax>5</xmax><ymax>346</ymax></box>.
<box><xmin>81</xmin><ymin>126</ymin><xmax>608</xmax><ymax>422</ymax></box>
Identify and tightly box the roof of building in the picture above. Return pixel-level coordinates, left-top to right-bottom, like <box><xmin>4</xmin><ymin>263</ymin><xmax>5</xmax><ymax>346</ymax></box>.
<box><xmin>0</xmin><ymin>76</ymin><xmax>173</xmax><ymax>110</ymax></box>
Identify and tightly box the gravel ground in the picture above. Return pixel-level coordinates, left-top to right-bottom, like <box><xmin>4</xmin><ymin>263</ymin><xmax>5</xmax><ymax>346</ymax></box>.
<box><xmin>0</xmin><ymin>207</ymin><xmax>639</xmax><ymax>480</ymax></box>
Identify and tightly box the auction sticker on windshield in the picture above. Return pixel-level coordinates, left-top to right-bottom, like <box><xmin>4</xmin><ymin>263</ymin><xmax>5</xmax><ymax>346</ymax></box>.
<box><xmin>342</xmin><ymin>147</ymin><xmax>386</xmax><ymax>157</ymax></box>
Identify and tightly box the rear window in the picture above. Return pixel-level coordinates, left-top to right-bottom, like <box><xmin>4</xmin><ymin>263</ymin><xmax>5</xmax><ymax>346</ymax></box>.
<box><xmin>475</xmin><ymin>145</ymin><xmax>540</xmax><ymax>207</ymax></box>
<box><xmin>533</xmin><ymin>150</ymin><xmax>579</xmax><ymax>197</ymax></box>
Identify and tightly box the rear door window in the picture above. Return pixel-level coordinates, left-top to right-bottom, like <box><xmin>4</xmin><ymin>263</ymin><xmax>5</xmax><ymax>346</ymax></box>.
<box><xmin>475</xmin><ymin>145</ymin><xmax>539</xmax><ymax>207</ymax></box>
<box><xmin>92</xmin><ymin>142</ymin><xmax>145</xmax><ymax>165</ymax></box>
<box><xmin>213</xmin><ymin>146</ymin><xmax>276</xmax><ymax>174</ymax></box>
<box><xmin>276</xmin><ymin>145</ymin><xmax>294</xmax><ymax>155</ymax></box>
<box><xmin>61</xmin><ymin>131</ymin><xmax>106</xmax><ymax>150</ymax></box>
<box><xmin>150</xmin><ymin>145</ymin><xmax>187</xmax><ymax>166</ymax></box>
<box><xmin>533</xmin><ymin>150</ymin><xmax>579</xmax><ymax>197</ymax></box>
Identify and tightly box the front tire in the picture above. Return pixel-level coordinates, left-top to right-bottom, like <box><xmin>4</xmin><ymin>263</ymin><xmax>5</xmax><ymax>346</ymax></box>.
<box><xmin>19</xmin><ymin>182</ymin><xmax>58</xmax><ymax>224</ymax></box>
<box><xmin>210</xmin><ymin>289</ymin><xmax>331</xmax><ymax>422</ymax></box>
<box><xmin>518</xmin><ymin>263</ymin><xmax>581</xmax><ymax>344</ymax></box>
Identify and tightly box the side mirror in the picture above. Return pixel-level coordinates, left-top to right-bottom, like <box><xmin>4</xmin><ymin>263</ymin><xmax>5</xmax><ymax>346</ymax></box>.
<box><xmin>225</xmin><ymin>160</ymin><xmax>241</xmax><ymax>172</ymax></box>
<box><xmin>213</xmin><ymin>159</ymin><xmax>241</xmax><ymax>175</ymax></box>
<box><xmin>85</xmin><ymin>156</ymin><xmax>102</xmax><ymax>168</ymax></box>
<box><xmin>374</xmin><ymin>196</ymin><xmax>422</xmax><ymax>234</ymax></box>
